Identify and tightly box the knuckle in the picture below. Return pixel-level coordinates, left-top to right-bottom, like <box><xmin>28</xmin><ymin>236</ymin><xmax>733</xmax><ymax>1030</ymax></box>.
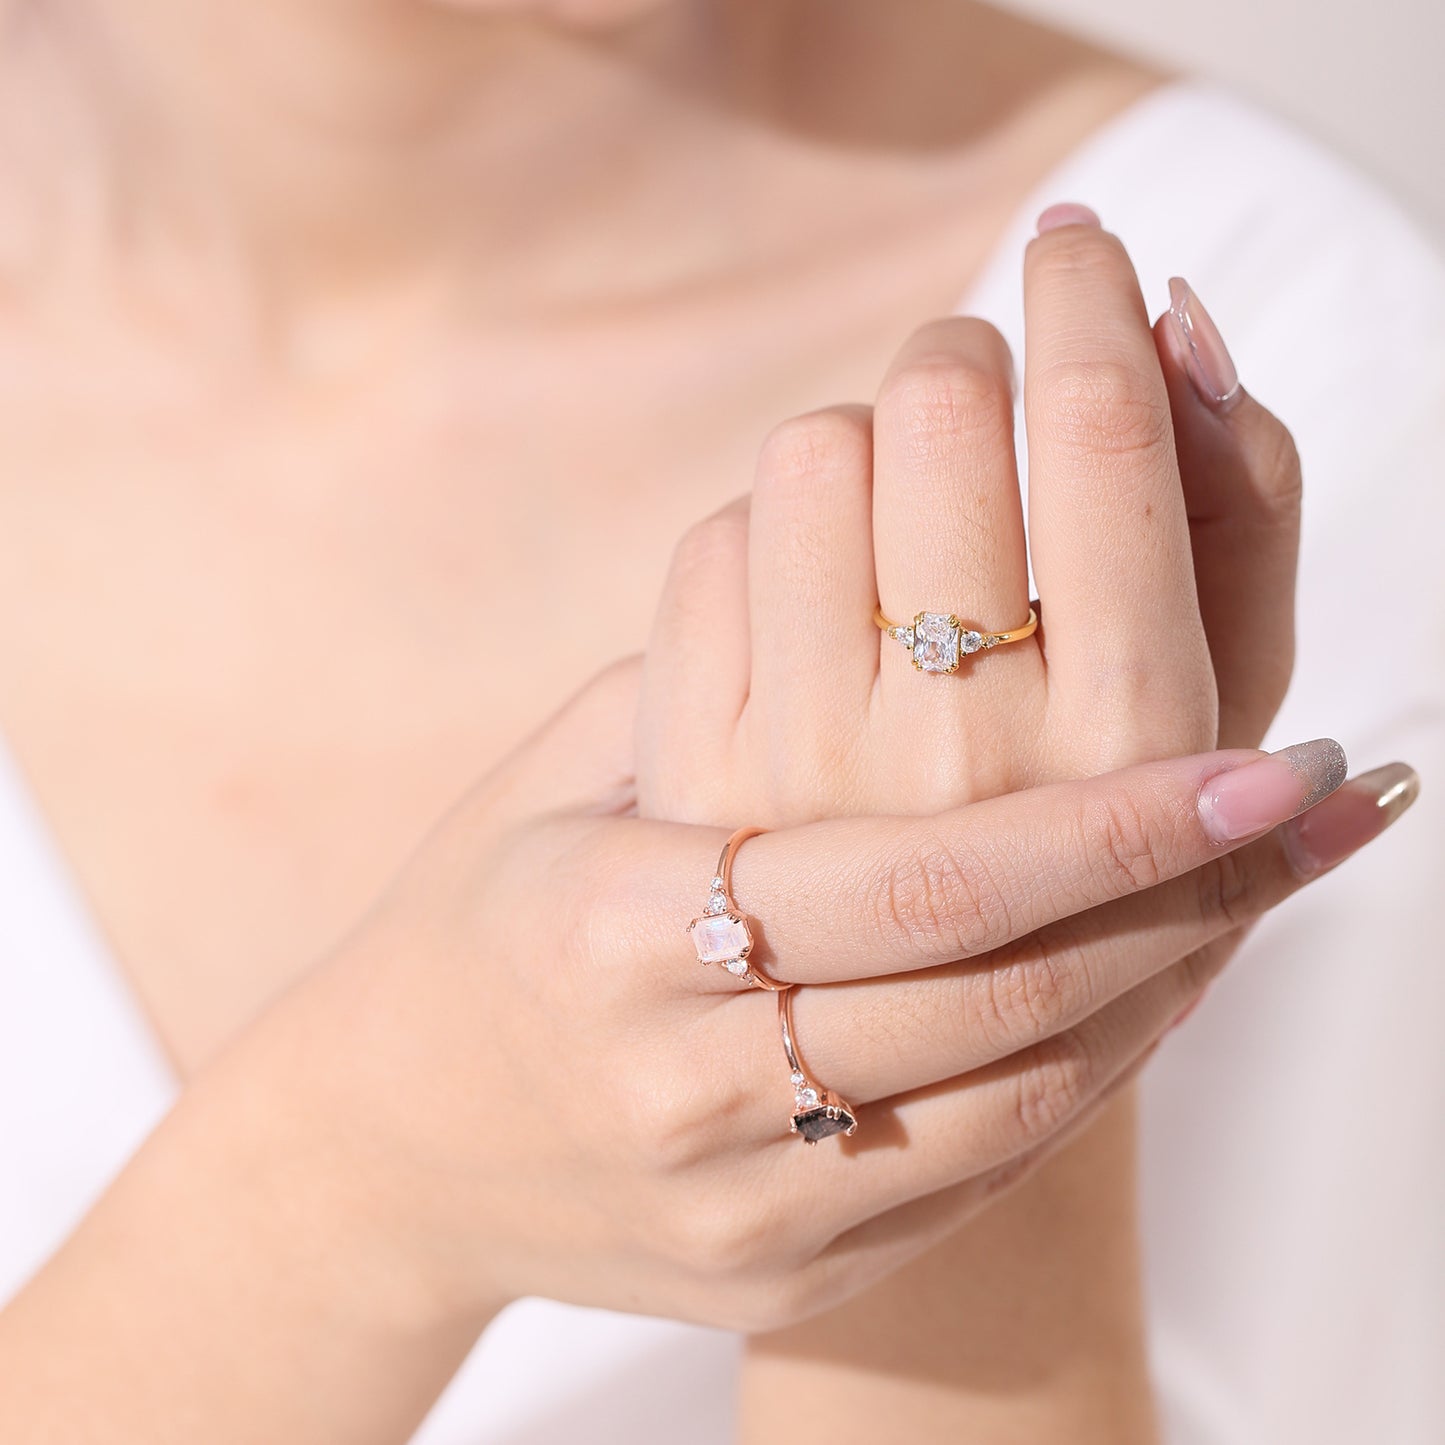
<box><xmin>610</xmin><ymin>1056</ymin><xmax>734</xmax><ymax>1178</ymax></box>
<box><xmin>979</xmin><ymin>1145</ymin><xmax>1048</xmax><ymax>1202</ymax></box>
<box><xmin>977</xmin><ymin>926</ymin><xmax>1091</xmax><ymax>1051</ymax></box>
<box><xmin>561</xmin><ymin>829</ymin><xmax>635</xmax><ymax>974</ymax></box>
<box><xmin>668</xmin><ymin>506</ymin><xmax>748</xmax><ymax>580</ymax></box>
<box><xmin>1013</xmin><ymin>1030</ymin><xmax>1095</xmax><ymax>1147</ymax></box>
<box><xmin>1256</xmin><ymin>419</ymin><xmax>1303</xmax><ymax>518</ymax></box>
<box><xmin>617</xmin><ymin>1082</ymin><xmax>704</xmax><ymax>1177</ymax></box>
<box><xmin>1195</xmin><ymin>847</ymin><xmax>1258</xmax><ymax>933</ymax></box>
<box><xmin>1040</xmin><ymin>356</ymin><xmax>1172</xmax><ymax>461</ymax></box>
<box><xmin>1080</xmin><ymin>790</ymin><xmax>1171</xmax><ymax>897</ymax></box>
<box><xmin>1178</xmin><ymin>947</ymin><xmax>1218</xmax><ymax>1000</ymax></box>
<box><xmin>677</xmin><ymin>1192</ymin><xmax>783</xmax><ymax>1280</ymax></box>
<box><xmin>757</xmin><ymin>408</ymin><xmax>871</xmax><ymax>487</ymax></box>
<box><xmin>1177</xmin><ymin>936</ymin><xmax>1237</xmax><ymax>1000</ymax></box>
<box><xmin>879</xmin><ymin>354</ymin><xmax>1012</xmax><ymax>462</ymax></box>
<box><xmin>872</xmin><ymin>828</ymin><xmax>1013</xmax><ymax>958</ymax></box>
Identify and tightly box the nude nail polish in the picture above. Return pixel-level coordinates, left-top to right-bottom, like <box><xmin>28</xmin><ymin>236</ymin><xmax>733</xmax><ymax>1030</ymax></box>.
<box><xmin>1036</xmin><ymin>202</ymin><xmax>1101</xmax><ymax>234</ymax></box>
<box><xmin>1197</xmin><ymin>739</ymin><xmax>1349</xmax><ymax>844</ymax></box>
<box><xmin>1167</xmin><ymin>276</ymin><xmax>1241</xmax><ymax>409</ymax></box>
<box><xmin>1280</xmin><ymin>762</ymin><xmax>1420</xmax><ymax>878</ymax></box>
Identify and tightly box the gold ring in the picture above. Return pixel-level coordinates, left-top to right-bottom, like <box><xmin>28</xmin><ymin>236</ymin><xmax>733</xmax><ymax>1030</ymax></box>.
<box><xmin>874</xmin><ymin>604</ymin><xmax>1038</xmax><ymax>674</ymax></box>
<box><xmin>686</xmin><ymin>827</ymin><xmax>790</xmax><ymax>990</ymax></box>
<box><xmin>780</xmin><ymin>988</ymin><xmax>857</xmax><ymax>1144</ymax></box>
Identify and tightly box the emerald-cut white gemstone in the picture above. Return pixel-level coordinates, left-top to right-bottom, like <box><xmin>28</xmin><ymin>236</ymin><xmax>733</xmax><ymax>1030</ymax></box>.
<box><xmin>913</xmin><ymin>612</ymin><xmax>961</xmax><ymax>673</ymax></box>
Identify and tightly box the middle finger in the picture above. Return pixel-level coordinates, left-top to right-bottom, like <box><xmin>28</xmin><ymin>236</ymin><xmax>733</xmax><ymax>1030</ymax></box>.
<box><xmin>1023</xmin><ymin>214</ymin><xmax>1213</xmax><ymax>752</ymax></box>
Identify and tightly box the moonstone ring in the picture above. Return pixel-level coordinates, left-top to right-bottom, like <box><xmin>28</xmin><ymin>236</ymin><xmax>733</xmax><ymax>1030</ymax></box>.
<box><xmin>686</xmin><ymin>826</ymin><xmax>790</xmax><ymax>990</ymax></box>
<box><xmin>875</xmin><ymin>603</ymin><xmax>1039</xmax><ymax>674</ymax></box>
<box><xmin>779</xmin><ymin>988</ymin><xmax>858</xmax><ymax>1144</ymax></box>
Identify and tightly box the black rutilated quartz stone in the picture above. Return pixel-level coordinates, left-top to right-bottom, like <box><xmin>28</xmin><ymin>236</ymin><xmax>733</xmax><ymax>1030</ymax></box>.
<box><xmin>793</xmin><ymin>1106</ymin><xmax>856</xmax><ymax>1143</ymax></box>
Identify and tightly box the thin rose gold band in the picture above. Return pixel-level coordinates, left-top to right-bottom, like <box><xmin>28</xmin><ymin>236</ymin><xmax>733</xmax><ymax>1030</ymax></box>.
<box><xmin>685</xmin><ymin>826</ymin><xmax>790</xmax><ymax>991</ymax></box>
<box><xmin>780</xmin><ymin>988</ymin><xmax>859</xmax><ymax>1144</ymax></box>
<box><xmin>687</xmin><ymin>827</ymin><xmax>858</xmax><ymax>1140</ymax></box>
<box><xmin>715</xmin><ymin>825</ymin><xmax>765</xmax><ymax>907</ymax></box>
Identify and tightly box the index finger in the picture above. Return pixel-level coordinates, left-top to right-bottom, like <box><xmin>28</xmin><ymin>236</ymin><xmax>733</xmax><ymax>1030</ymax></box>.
<box><xmin>590</xmin><ymin>737</ymin><xmax>1348</xmax><ymax>988</ymax></box>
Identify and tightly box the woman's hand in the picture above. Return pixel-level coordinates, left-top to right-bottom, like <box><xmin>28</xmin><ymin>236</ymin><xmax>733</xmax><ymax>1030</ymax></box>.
<box><xmin>626</xmin><ymin>211</ymin><xmax>1347</xmax><ymax>1235</ymax></box>
<box><xmin>180</xmin><ymin>689</ymin><xmax>1373</xmax><ymax>1338</ymax></box>
<box><xmin>0</xmin><ymin>219</ymin><xmax>1415</xmax><ymax>1445</ymax></box>
<box><xmin>0</xmin><ymin>648</ymin><xmax>1395</xmax><ymax>1445</ymax></box>
<box><xmin>636</xmin><ymin>212</ymin><xmax>1299</xmax><ymax>834</ymax></box>
<box><xmin>649</xmin><ymin>210</ymin><xmax>1329</xmax><ymax>1440</ymax></box>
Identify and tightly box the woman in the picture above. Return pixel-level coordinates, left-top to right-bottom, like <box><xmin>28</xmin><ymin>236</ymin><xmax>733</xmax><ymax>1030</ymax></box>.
<box><xmin>0</xmin><ymin>2</ymin><xmax>1439</xmax><ymax>1442</ymax></box>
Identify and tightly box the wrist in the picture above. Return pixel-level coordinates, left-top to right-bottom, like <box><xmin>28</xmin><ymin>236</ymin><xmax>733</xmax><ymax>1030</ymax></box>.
<box><xmin>195</xmin><ymin>955</ymin><xmax>513</xmax><ymax>1339</ymax></box>
<box><xmin>0</xmin><ymin>970</ymin><xmax>507</xmax><ymax>1443</ymax></box>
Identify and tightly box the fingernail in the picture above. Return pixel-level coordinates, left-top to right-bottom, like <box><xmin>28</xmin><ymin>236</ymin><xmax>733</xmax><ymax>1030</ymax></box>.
<box><xmin>1280</xmin><ymin>762</ymin><xmax>1420</xmax><ymax>878</ymax></box>
<box><xmin>1197</xmin><ymin>738</ymin><xmax>1348</xmax><ymax>844</ymax></box>
<box><xmin>1036</xmin><ymin>202</ymin><xmax>1101</xmax><ymax>235</ymax></box>
<box><xmin>1167</xmin><ymin>276</ymin><xmax>1240</xmax><ymax>409</ymax></box>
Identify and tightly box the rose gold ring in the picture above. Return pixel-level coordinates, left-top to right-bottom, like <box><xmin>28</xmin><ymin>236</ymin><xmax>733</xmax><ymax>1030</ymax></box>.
<box><xmin>780</xmin><ymin>988</ymin><xmax>858</xmax><ymax>1144</ymax></box>
<box><xmin>686</xmin><ymin>826</ymin><xmax>790</xmax><ymax>991</ymax></box>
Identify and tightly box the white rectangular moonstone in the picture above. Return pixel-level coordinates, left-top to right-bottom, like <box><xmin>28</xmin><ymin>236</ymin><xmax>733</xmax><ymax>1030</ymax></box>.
<box><xmin>690</xmin><ymin>912</ymin><xmax>752</xmax><ymax>965</ymax></box>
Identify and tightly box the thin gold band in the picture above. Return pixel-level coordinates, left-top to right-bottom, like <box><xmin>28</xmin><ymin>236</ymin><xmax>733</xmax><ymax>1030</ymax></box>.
<box><xmin>873</xmin><ymin>604</ymin><xmax>1039</xmax><ymax>647</ymax></box>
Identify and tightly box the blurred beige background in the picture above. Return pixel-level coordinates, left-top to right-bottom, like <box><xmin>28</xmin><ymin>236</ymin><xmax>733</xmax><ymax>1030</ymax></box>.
<box><xmin>1003</xmin><ymin>0</ymin><xmax>1445</xmax><ymax>241</ymax></box>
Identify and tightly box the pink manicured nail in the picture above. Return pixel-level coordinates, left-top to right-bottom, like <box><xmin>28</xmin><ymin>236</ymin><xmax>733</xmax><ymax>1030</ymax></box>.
<box><xmin>1167</xmin><ymin>276</ymin><xmax>1240</xmax><ymax>408</ymax></box>
<box><xmin>1036</xmin><ymin>202</ymin><xmax>1101</xmax><ymax>234</ymax></box>
<box><xmin>1281</xmin><ymin>762</ymin><xmax>1420</xmax><ymax>878</ymax></box>
<box><xmin>1197</xmin><ymin>739</ymin><xmax>1348</xmax><ymax>843</ymax></box>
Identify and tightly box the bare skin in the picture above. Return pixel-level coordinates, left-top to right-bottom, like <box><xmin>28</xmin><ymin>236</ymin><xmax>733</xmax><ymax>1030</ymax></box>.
<box><xmin>0</xmin><ymin>0</ymin><xmax>1176</xmax><ymax>1437</ymax></box>
<box><xmin>0</xmin><ymin>0</ymin><xmax>1160</xmax><ymax>1072</ymax></box>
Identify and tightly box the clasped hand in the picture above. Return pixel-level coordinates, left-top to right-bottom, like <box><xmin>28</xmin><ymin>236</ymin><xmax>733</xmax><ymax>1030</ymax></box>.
<box><xmin>234</xmin><ymin>214</ymin><xmax>1410</xmax><ymax>1339</ymax></box>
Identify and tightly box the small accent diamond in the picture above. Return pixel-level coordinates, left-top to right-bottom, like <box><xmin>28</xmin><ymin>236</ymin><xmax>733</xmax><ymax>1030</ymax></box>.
<box><xmin>790</xmin><ymin>1070</ymin><xmax>805</xmax><ymax>1086</ymax></box>
<box><xmin>959</xmin><ymin>629</ymin><xmax>984</xmax><ymax>654</ymax></box>
<box><xmin>722</xmin><ymin>957</ymin><xmax>751</xmax><ymax>977</ymax></box>
<box><xmin>794</xmin><ymin>1086</ymin><xmax>820</xmax><ymax>1110</ymax></box>
<box><xmin>710</xmin><ymin>876</ymin><xmax>725</xmax><ymax>890</ymax></box>
<box><xmin>704</xmin><ymin>890</ymin><xmax>728</xmax><ymax>915</ymax></box>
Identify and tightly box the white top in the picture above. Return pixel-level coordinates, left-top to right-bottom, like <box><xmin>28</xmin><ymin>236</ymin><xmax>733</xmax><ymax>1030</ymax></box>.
<box><xmin>2</xmin><ymin>79</ymin><xmax>1442</xmax><ymax>1444</ymax></box>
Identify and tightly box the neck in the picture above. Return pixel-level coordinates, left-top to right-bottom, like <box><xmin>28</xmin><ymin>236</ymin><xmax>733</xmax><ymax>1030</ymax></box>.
<box><xmin>9</xmin><ymin>0</ymin><xmax>746</xmax><ymax>314</ymax></box>
<box><xmin>3</xmin><ymin>1</ymin><xmax>1130</xmax><ymax>345</ymax></box>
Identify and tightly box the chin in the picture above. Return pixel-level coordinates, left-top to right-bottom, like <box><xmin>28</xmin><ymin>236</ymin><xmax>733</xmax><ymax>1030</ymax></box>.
<box><xmin>424</xmin><ymin>0</ymin><xmax>676</xmax><ymax>27</ymax></box>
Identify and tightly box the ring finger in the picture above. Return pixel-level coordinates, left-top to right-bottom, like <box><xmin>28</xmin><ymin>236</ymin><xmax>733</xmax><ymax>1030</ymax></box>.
<box><xmin>761</xmin><ymin>943</ymin><xmax>1216</xmax><ymax>1243</ymax></box>
<box><xmin>871</xmin><ymin>319</ymin><xmax>1036</xmax><ymax>744</ymax></box>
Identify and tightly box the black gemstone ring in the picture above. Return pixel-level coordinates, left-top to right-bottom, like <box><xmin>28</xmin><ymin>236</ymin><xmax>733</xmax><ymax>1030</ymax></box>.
<box><xmin>779</xmin><ymin>987</ymin><xmax>858</xmax><ymax>1144</ymax></box>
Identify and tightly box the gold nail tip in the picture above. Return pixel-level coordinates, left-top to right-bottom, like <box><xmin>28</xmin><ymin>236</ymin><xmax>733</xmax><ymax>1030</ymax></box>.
<box><xmin>1348</xmin><ymin>761</ymin><xmax>1420</xmax><ymax>821</ymax></box>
